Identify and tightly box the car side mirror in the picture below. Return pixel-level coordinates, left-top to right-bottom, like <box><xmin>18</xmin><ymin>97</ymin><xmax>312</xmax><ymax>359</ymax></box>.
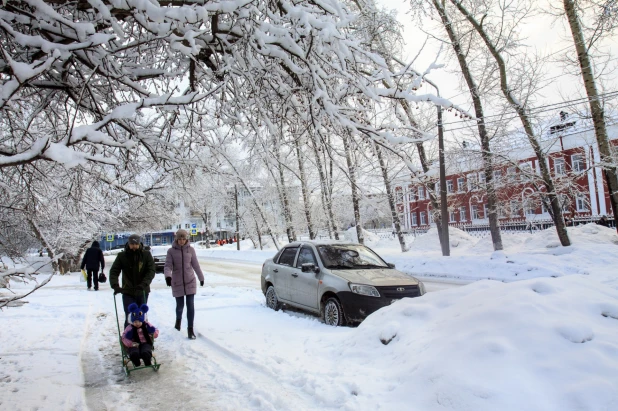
<box><xmin>387</xmin><ymin>263</ymin><xmax>395</xmax><ymax>269</ymax></box>
<box><xmin>301</xmin><ymin>263</ymin><xmax>320</xmax><ymax>274</ymax></box>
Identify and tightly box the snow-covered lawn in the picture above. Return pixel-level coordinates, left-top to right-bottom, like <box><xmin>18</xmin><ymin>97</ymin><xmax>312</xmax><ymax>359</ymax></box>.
<box><xmin>1</xmin><ymin>224</ymin><xmax>618</xmax><ymax>410</ymax></box>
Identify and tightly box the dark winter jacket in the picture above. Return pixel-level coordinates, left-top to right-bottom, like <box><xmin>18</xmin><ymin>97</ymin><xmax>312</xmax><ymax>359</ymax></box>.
<box><xmin>80</xmin><ymin>241</ymin><xmax>105</xmax><ymax>271</ymax></box>
<box><xmin>109</xmin><ymin>243</ymin><xmax>155</xmax><ymax>297</ymax></box>
<box><xmin>164</xmin><ymin>240</ymin><xmax>204</xmax><ymax>298</ymax></box>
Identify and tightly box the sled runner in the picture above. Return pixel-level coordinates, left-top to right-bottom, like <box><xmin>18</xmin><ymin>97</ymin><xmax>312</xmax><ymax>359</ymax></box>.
<box><xmin>113</xmin><ymin>291</ymin><xmax>161</xmax><ymax>375</ymax></box>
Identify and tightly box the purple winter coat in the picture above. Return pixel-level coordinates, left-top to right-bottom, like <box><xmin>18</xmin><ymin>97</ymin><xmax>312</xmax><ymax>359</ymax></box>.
<box><xmin>164</xmin><ymin>241</ymin><xmax>205</xmax><ymax>298</ymax></box>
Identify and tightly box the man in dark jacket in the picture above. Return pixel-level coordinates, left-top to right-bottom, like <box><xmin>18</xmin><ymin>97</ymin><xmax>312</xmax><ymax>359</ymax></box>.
<box><xmin>109</xmin><ymin>234</ymin><xmax>155</xmax><ymax>327</ymax></box>
<box><xmin>81</xmin><ymin>240</ymin><xmax>105</xmax><ymax>291</ymax></box>
<box><xmin>597</xmin><ymin>215</ymin><xmax>610</xmax><ymax>227</ymax></box>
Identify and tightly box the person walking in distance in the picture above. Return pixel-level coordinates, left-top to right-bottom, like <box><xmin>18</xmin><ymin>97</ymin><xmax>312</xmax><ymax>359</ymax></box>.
<box><xmin>164</xmin><ymin>229</ymin><xmax>205</xmax><ymax>339</ymax></box>
<box><xmin>80</xmin><ymin>240</ymin><xmax>105</xmax><ymax>291</ymax></box>
<box><xmin>109</xmin><ymin>234</ymin><xmax>156</xmax><ymax>327</ymax></box>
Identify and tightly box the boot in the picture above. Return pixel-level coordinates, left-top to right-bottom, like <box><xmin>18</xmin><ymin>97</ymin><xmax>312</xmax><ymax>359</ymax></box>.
<box><xmin>188</xmin><ymin>327</ymin><xmax>196</xmax><ymax>340</ymax></box>
<box><xmin>174</xmin><ymin>319</ymin><xmax>181</xmax><ymax>331</ymax></box>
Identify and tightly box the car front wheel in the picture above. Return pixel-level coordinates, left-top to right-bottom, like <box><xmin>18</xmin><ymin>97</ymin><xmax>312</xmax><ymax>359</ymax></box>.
<box><xmin>265</xmin><ymin>285</ymin><xmax>281</xmax><ymax>311</ymax></box>
<box><xmin>323</xmin><ymin>297</ymin><xmax>346</xmax><ymax>326</ymax></box>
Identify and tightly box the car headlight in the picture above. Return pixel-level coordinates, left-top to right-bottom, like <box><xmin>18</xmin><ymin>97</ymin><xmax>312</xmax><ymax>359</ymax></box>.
<box><xmin>349</xmin><ymin>283</ymin><xmax>380</xmax><ymax>297</ymax></box>
<box><xmin>418</xmin><ymin>281</ymin><xmax>426</xmax><ymax>295</ymax></box>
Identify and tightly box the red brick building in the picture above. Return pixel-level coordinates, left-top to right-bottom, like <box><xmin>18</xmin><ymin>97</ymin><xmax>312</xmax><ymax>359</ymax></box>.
<box><xmin>394</xmin><ymin>119</ymin><xmax>618</xmax><ymax>230</ymax></box>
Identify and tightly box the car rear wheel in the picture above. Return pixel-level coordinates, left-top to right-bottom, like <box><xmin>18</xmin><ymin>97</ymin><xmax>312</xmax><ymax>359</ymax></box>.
<box><xmin>265</xmin><ymin>285</ymin><xmax>281</xmax><ymax>311</ymax></box>
<box><xmin>323</xmin><ymin>297</ymin><xmax>345</xmax><ymax>326</ymax></box>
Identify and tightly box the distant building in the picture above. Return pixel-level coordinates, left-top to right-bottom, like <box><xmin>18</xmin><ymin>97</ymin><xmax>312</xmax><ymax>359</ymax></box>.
<box><xmin>394</xmin><ymin>115</ymin><xmax>618</xmax><ymax>230</ymax></box>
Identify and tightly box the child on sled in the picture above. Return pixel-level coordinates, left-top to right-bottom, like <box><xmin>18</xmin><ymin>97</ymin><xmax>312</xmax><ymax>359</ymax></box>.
<box><xmin>122</xmin><ymin>303</ymin><xmax>159</xmax><ymax>367</ymax></box>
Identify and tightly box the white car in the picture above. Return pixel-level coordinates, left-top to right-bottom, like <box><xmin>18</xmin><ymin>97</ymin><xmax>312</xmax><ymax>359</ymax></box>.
<box><xmin>261</xmin><ymin>241</ymin><xmax>425</xmax><ymax>326</ymax></box>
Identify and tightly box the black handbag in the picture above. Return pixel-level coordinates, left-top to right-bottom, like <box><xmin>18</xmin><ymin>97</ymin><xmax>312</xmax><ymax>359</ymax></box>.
<box><xmin>98</xmin><ymin>272</ymin><xmax>107</xmax><ymax>283</ymax></box>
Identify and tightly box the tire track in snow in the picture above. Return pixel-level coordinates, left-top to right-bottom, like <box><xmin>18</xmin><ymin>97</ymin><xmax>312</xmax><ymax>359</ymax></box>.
<box><xmin>176</xmin><ymin>329</ymin><xmax>321</xmax><ymax>411</ymax></box>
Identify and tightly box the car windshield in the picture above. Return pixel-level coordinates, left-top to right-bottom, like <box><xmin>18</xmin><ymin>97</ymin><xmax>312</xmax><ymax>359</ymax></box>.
<box><xmin>316</xmin><ymin>244</ymin><xmax>388</xmax><ymax>269</ymax></box>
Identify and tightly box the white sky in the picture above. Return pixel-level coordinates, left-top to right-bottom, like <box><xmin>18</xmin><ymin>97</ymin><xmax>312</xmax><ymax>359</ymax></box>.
<box><xmin>374</xmin><ymin>0</ymin><xmax>618</xmax><ymax>125</ymax></box>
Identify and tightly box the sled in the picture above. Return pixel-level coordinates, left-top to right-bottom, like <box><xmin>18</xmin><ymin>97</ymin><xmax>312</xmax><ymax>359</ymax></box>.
<box><xmin>113</xmin><ymin>291</ymin><xmax>161</xmax><ymax>376</ymax></box>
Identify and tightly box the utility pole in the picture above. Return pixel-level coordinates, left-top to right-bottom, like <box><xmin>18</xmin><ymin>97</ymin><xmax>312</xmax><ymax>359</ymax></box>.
<box><xmin>436</xmin><ymin>92</ymin><xmax>450</xmax><ymax>256</ymax></box>
<box><xmin>235</xmin><ymin>184</ymin><xmax>240</xmax><ymax>251</ymax></box>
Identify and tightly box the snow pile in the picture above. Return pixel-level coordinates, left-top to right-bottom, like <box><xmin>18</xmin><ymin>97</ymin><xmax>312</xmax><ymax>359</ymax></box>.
<box><xmin>409</xmin><ymin>227</ymin><xmax>478</xmax><ymax>254</ymax></box>
<box><xmin>331</xmin><ymin>274</ymin><xmax>618</xmax><ymax>410</ymax></box>
<box><xmin>342</xmin><ymin>226</ymin><xmax>381</xmax><ymax>246</ymax></box>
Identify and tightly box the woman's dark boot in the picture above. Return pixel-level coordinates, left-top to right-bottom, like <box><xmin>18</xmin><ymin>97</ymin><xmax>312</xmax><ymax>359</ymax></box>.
<box><xmin>188</xmin><ymin>327</ymin><xmax>196</xmax><ymax>340</ymax></box>
<box><xmin>175</xmin><ymin>319</ymin><xmax>181</xmax><ymax>331</ymax></box>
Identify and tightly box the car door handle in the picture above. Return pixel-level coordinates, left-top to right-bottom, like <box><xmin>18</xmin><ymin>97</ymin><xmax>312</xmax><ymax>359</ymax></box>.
<box><xmin>273</xmin><ymin>269</ymin><xmax>278</xmax><ymax>273</ymax></box>
<box><xmin>291</xmin><ymin>273</ymin><xmax>298</xmax><ymax>278</ymax></box>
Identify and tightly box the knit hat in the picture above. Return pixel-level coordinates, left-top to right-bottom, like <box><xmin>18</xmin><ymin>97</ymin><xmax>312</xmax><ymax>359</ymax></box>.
<box><xmin>128</xmin><ymin>234</ymin><xmax>141</xmax><ymax>244</ymax></box>
<box><xmin>175</xmin><ymin>229</ymin><xmax>189</xmax><ymax>240</ymax></box>
<box><xmin>128</xmin><ymin>303</ymin><xmax>148</xmax><ymax>323</ymax></box>
<box><xmin>92</xmin><ymin>240</ymin><xmax>100</xmax><ymax>248</ymax></box>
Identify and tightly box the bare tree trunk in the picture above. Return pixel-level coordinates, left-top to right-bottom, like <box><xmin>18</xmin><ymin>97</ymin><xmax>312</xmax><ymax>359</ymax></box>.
<box><xmin>294</xmin><ymin>136</ymin><xmax>316</xmax><ymax>239</ymax></box>
<box><xmin>311</xmin><ymin>133</ymin><xmax>339</xmax><ymax>239</ymax></box>
<box><xmin>433</xmin><ymin>0</ymin><xmax>503</xmax><ymax>250</ymax></box>
<box><xmin>342</xmin><ymin>133</ymin><xmax>364</xmax><ymax>244</ymax></box>
<box><xmin>272</xmin><ymin>136</ymin><xmax>296</xmax><ymax>243</ymax></box>
<box><xmin>201</xmin><ymin>212</ymin><xmax>212</xmax><ymax>248</ymax></box>
<box><xmin>450</xmin><ymin>0</ymin><xmax>571</xmax><ymax>247</ymax></box>
<box><xmin>235</xmin><ymin>185</ymin><xmax>240</xmax><ymax>251</ymax></box>
<box><xmin>563</xmin><ymin>0</ymin><xmax>618</xmax><ymax>233</ymax></box>
<box><xmin>375</xmin><ymin>143</ymin><xmax>407</xmax><ymax>252</ymax></box>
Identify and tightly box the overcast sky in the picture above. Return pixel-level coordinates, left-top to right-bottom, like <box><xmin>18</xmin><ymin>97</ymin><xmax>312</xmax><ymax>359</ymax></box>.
<box><xmin>374</xmin><ymin>0</ymin><xmax>618</xmax><ymax>132</ymax></box>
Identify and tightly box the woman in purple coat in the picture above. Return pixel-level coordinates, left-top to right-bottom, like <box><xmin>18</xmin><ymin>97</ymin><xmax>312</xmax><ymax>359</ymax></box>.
<box><xmin>164</xmin><ymin>229</ymin><xmax>205</xmax><ymax>339</ymax></box>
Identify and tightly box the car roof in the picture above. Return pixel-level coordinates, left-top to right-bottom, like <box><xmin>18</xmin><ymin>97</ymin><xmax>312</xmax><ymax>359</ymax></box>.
<box><xmin>283</xmin><ymin>240</ymin><xmax>360</xmax><ymax>247</ymax></box>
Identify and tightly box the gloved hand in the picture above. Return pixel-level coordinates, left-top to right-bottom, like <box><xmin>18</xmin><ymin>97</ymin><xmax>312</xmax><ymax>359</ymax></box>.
<box><xmin>112</xmin><ymin>285</ymin><xmax>121</xmax><ymax>295</ymax></box>
<box><xmin>165</xmin><ymin>277</ymin><xmax>172</xmax><ymax>287</ymax></box>
<box><xmin>200</xmin><ymin>280</ymin><xmax>204</xmax><ymax>287</ymax></box>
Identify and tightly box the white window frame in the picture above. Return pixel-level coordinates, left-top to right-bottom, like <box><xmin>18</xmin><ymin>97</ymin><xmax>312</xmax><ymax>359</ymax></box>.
<box><xmin>519</xmin><ymin>161</ymin><xmax>533</xmax><ymax>181</ymax></box>
<box><xmin>396</xmin><ymin>190</ymin><xmax>403</xmax><ymax>204</ymax></box>
<box><xmin>457</xmin><ymin>177</ymin><xmax>465</xmax><ymax>192</ymax></box>
<box><xmin>524</xmin><ymin>200</ymin><xmax>535</xmax><ymax>215</ymax></box>
<box><xmin>459</xmin><ymin>206</ymin><xmax>467</xmax><ymax>222</ymax></box>
<box><xmin>576</xmin><ymin>195</ymin><xmax>587</xmax><ymax>212</ymax></box>
<box><xmin>472</xmin><ymin>205</ymin><xmax>480</xmax><ymax>220</ymax></box>
<box><xmin>554</xmin><ymin>158</ymin><xmax>565</xmax><ymax>176</ymax></box>
<box><xmin>571</xmin><ymin>154</ymin><xmax>585</xmax><ymax>173</ymax></box>
<box><xmin>510</xmin><ymin>201</ymin><xmax>520</xmax><ymax>217</ymax></box>
<box><xmin>449</xmin><ymin>210</ymin><xmax>456</xmax><ymax>222</ymax></box>
<box><xmin>418</xmin><ymin>186</ymin><xmax>425</xmax><ymax>200</ymax></box>
<box><xmin>483</xmin><ymin>204</ymin><xmax>488</xmax><ymax>219</ymax></box>
<box><xmin>411</xmin><ymin>212</ymin><xmax>418</xmax><ymax>226</ymax></box>
<box><xmin>493</xmin><ymin>170</ymin><xmax>502</xmax><ymax>184</ymax></box>
<box><xmin>478</xmin><ymin>171</ymin><xmax>486</xmax><ymax>187</ymax></box>
<box><xmin>420</xmin><ymin>211</ymin><xmax>427</xmax><ymax>225</ymax></box>
<box><xmin>447</xmin><ymin>180</ymin><xmax>454</xmax><ymax>193</ymax></box>
<box><xmin>507</xmin><ymin>167</ymin><xmax>517</xmax><ymax>182</ymax></box>
<box><xmin>467</xmin><ymin>173</ymin><xmax>479</xmax><ymax>191</ymax></box>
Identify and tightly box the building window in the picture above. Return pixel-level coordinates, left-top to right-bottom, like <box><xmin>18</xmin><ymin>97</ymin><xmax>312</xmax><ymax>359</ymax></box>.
<box><xmin>510</xmin><ymin>201</ymin><xmax>520</xmax><ymax>217</ymax></box>
<box><xmin>576</xmin><ymin>195</ymin><xmax>587</xmax><ymax>212</ymax></box>
<box><xmin>507</xmin><ymin>167</ymin><xmax>517</xmax><ymax>182</ymax></box>
<box><xmin>459</xmin><ymin>206</ymin><xmax>467</xmax><ymax>222</ymax></box>
<box><xmin>446</xmin><ymin>180</ymin><xmax>454</xmax><ymax>193</ymax></box>
<box><xmin>418</xmin><ymin>186</ymin><xmax>425</xmax><ymax>200</ymax></box>
<box><xmin>571</xmin><ymin>154</ymin><xmax>585</xmax><ymax>172</ymax></box>
<box><xmin>467</xmin><ymin>173</ymin><xmax>479</xmax><ymax>191</ymax></box>
<box><xmin>524</xmin><ymin>200</ymin><xmax>535</xmax><ymax>215</ymax></box>
<box><xmin>483</xmin><ymin>204</ymin><xmax>488</xmax><ymax>219</ymax></box>
<box><xmin>554</xmin><ymin>158</ymin><xmax>565</xmax><ymax>175</ymax></box>
<box><xmin>493</xmin><ymin>170</ymin><xmax>502</xmax><ymax>184</ymax></box>
<box><xmin>411</xmin><ymin>212</ymin><xmax>418</xmax><ymax>226</ymax></box>
<box><xmin>519</xmin><ymin>162</ymin><xmax>533</xmax><ymax>181</ymax></box>
<box><xmin>185</xmin><ymin>223</ymin><xmax>190</xmax><ymax>229</ymax></box>
<box><xmin>420</xmin><ymin>212</ymin><xmax>427</xmax><ymax>225</ymax></box>
<box><xmin>478</xmin><ymin>172</ymin><xmax>486</xmax><ymax>187</ymax></box>
<box><xmin>176</xmin><ymin>224</ymin><xmax>181</xmax><ymax>229</ymax></box>
<box><xmin>472</xmin><ymin>205</ymin><xmax>480</xmax><ymax>220</ymax></box>
<box><xmin>457</xmin><ymin>177</ymin><xmax>465</xmax><ymax>192</ymax></box>
<box><xmin>449</xmin><ymin>210</ymin><xmax>456</xmax><ymax>222</ymax></box>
